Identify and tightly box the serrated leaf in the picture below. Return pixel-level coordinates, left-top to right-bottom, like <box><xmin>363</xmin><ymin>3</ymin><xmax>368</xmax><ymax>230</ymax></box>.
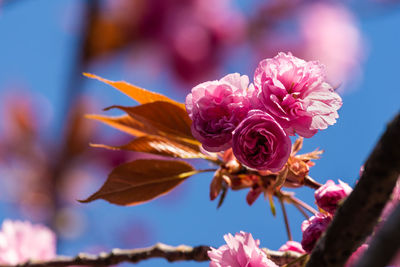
<box><xmin>80</xmin><ymin>159</ymin><xmax>195</xmax><ymax>206</ymax></box>
<box><xmin>84</xmin><ymin>73</ymin><xmax>186</xmax><ymax>110</ymax></box>
<box><xmin>91</xmin><ymin>135</ymin><xmax>206</xmax><ymax>159</ymax></box>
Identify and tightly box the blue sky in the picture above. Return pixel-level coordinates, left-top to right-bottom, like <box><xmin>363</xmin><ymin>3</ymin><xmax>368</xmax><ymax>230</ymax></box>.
<box><xmin>0</xmin><ymin>1</ymin><xmax>399</xmax><ymax>266</ymax></box>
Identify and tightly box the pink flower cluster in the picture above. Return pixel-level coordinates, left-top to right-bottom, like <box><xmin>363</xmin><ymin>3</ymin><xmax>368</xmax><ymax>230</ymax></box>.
<box><xmin>301</xmin><ymin>180</ymin><xmax>352</xmax><ymax>252</ymax></box>
<box><xmin>208</xmin><ymin>231</ymin><xmax>278</xmax><ymax>267</ymax></box>
<box><xmin>186</xmin><ymin>52</ymin><xmax>342</xmax><ymax>172</ymax></box>
<box><xmin>0</xmin><ymin>220</ymin><xmax>56</xmax><ymax>264</ymax></box>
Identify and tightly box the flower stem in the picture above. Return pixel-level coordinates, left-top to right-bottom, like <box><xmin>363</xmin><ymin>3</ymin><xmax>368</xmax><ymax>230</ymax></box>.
<box><xmin>279</xmin><ymin>196</ymin><xmax>293</xmax><ymax>241</ymax></box>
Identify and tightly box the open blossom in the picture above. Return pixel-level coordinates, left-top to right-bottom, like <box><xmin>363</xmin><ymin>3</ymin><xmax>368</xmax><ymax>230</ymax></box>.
<box><xmin>186</xmin><ymin>73</ymin><xmax>251</xmax><ymax>152</ymax></box>
<box><xmin>278</xmin><ymin>241</ymin><xmax>306</xmax><ymax>254</ymax></box>
<box><xmin>252</xmin><ymin>52</ymin><xmax>342</xmax><ymax>138</ymax></box>
<box><xmin>232</xmin><ymin>110</ymin><xmax>291</xmax><ymax>172</ymax></box>
<box><xmin>315</xmin><ymin>180</ymin><xmax>353</xmax><ymax>214</ymax></box>
<box><xmin>208</xmin><ymin>231</ymin><xmax>278</xmax><ymax>267</ymax></box>
<box><xmin>301</xmin><ymin>213</ymin><xmax>331</xmax><ymax>253</ymax></box>
<box><xmin>0</xmin><ymin>220</ymin><xmax>56</xmax><ymax>264</ymax></box>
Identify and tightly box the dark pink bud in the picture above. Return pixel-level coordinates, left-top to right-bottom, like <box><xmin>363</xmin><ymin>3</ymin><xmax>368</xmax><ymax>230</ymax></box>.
<box><xmin>301</xmin><ymin>213</ymin><xmax>331</xmax><ymax>253</ymax></box>
<box><xmin>315</xmin><ymin>180</ymin><xmax>352</xmax><ymax>214</ymax></box>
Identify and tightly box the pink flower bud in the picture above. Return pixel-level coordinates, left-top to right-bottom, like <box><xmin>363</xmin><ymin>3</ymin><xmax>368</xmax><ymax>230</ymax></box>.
<box><xmin>278</xmin><ymin>241</ymin><xmax>306</xmax><ymax>254</ymax></box>
<box><xmin>208</xmin><ymin>231</ymin><xmax>278</xmax><ymax>267</ymax></box>
<box><xmin>301</xmin><ymin>213</ymin><xmax>331</xmax><ymax>253</ymax></box>
<box><xmin>315</xmin><ymin>180</ymin><xmax>353</xmax><ymax>214</ymax></box>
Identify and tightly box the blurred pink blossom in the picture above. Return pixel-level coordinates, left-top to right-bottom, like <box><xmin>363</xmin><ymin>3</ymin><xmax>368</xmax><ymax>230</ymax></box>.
<box><xmin>345</xmin><ymin>244</ymin><xmax>369</xmax><ymax>267</ymax></box>
<box><xmin>315</xmin><ymin>180</ymin><xmax>353</xmax><ymax>214</ymax></box>
<box><xmin>278</xmin><ymin>240</ymin><xmax>306</xmax><ymax>254</ymax></box>
<box><xmin>208</xmin><ymin>231</ymin><xmax>278</xmax><ymax>267</ymax></box>
<box><xmin>0</xmin><ymin>220</ymin><xmax>56</xmax><ymax>264</ymax></box>
<box><xmin>299</xmin><ymin>3</ymin><xmax>364</xmax><ymax>91</ymax></box>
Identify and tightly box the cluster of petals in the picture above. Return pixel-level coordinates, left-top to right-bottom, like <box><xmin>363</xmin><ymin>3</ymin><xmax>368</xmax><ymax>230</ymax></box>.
<box><xmin>0</xmin><ymin>220</ymin><xmax>56</xmax><ymax>264</ymax></box>
<box><xmin>278</xmin><ymin>241</ymin><xmax>306</xmax><ymax>254</ymax></box>
<box><xmin>251</xmin><ymin>52</ymin><xmax>342</xmax><ymax>138</ymax></box>
<box><xmin>186</xmin><ymin>73</ymin><xmax>251</xmax><ymax>152</ymax></box>
<box><xmin>314</xmin><ymin>179</ymin><xmax>353</xmax><ymax>214</ymax></box>
<box><xmin>186</xmin><ymin>52</ymin><xmax>342</xmax><ymax>172</ymax></box>
<box><xmin>208</xmin><ymin>231</ymin><xmax>278</xmax><ymax>267</ymax></box>
<box><xmin>301</xmin><ymin>213</ymin><xmax>332</xmax><ymax>253</ymax></box>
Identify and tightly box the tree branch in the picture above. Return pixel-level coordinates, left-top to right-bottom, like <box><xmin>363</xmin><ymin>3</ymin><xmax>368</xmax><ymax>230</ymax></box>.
<box><xmin>354</xmin><ymin>204</ymin><xmax>400</xmax><ymax>267</ymax></box>
<box><xmin>306</xmin><ymin>112</ymin><xmax>400</xmax><ymax>267</ymax></box>
<box><xmin>0</xmin><ymin>244</ymin><xmax>303</xmax><ymax>267</ymax></box>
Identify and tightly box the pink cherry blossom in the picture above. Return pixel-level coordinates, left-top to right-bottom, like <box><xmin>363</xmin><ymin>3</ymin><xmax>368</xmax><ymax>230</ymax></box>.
<box><xmin>278</xmin><ymin>241</ymin><xmax>306</xmax><ymax>254</ymax></box>
<box><xmin>315</xmin><ymin>180</ymin><xmax>353</xmax><ymax>214</ymax></box>
<box><xmin>0</xmin><ymin>220</ymin><xmax>56</xmax><ymax>264</ymax></box>
<box><xmin>208</xmin><ymin>231</ymin><xmax>278</xmax><ymax>267</ymax></box>
<box><xmin>186</xmin><ymin>73</ymin><xmax>251</xmax><ymax>152</ymax></box>
<box><xmin>252</xmin><ymin>52</ymin><xmax>342</xmax><ymax>138</ymax></box>
<box><xmin>301</xmin><ymin>213</ymin><xmax>332</xmax><ymax>253</ymax></box>
<box><xmin>232</xmin><ymin>110</ymin><xmax>291</xmax><ymax>172</ymax></box>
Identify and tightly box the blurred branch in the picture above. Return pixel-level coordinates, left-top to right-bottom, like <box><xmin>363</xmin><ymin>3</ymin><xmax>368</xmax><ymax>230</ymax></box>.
<box><xmin>354</xmin><ymin>204</ymin><xmax>400</xmax><ymax>267</ymax></box>
<box><xmin>306</xmin><ymin>112</ymin><xmax>400</xmax><ymax>267</ymax></box>
<box><xmin>0</xmin><ymin>243</ymin><xmax>303</xmax><ymax>267</ymax></box>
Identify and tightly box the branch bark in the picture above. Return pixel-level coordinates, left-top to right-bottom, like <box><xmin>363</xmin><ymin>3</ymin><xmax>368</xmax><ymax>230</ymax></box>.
<box><xmin>354</xmin><ymin>204</ymin><xmax>400</xmax><ymax>267</ymax></box>
<box><xmin>0</xmin><ymin>244</ymin><xmax>303</xmax><ymax>267</ymax></box>
<box><xmin>306</xmin><ymin>112</ymin><xmax>400</xmax><ymax>267</ymax></box>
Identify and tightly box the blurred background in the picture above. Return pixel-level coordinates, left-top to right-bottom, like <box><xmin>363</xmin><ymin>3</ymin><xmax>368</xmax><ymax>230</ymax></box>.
<box><xmin>0</xmin><ymin>0</ymin><xmax>399</xmax><ymax>266</ymax></box>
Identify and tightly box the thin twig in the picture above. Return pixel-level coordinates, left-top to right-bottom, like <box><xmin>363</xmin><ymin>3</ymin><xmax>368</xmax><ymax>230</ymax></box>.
<box><xmin>304</xmin><ymin>176</ymin><xmax>322</xmax><ymax>190</ymax></box>
<box><xmin>306</xmin><ymin>113</ymin><xmax>400</xmax><ymax>267</ymax></box>
<box><xmin>0</xmin><ymin>244</ymin><xmax>302</xmax><ymax>267</ymax></box>
<box><xmin>279</xmin><ymin>196</ymin><xmax>293</xmax><ymax>240</ymax></box>
<box><xmin>293</xmin><ymin>202</ymin><xmax>310</xmax><ymax>219</ymax></box>
<box><xmin>288</xmin><ymin>196</ymin><xmax>318</xmax><ymax>215</ymax></box>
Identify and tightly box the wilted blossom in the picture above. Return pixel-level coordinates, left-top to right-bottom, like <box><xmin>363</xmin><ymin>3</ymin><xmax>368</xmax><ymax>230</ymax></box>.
<box><xmin>301</xmin><ymin>213</ymin><xmax>332</xmax><ymax>253</ymax></box>
<box><xmin>232</xmin><ymin>110</ymin><xmax>291</xmax><ymax>172</ymax></box>
<box><xmin>186</xmin><ymin>73</ymin><xmax>251</xmax><ymax>152</ymax></box>
<box><xmin>0</xmin><ymin>220</ymin><xmax>56</xmax><ymax>264</ymax></box>
<box><xmin>315</xmin><ymin>180</ymin><xmax>353</xmax><ymax>214</ymax></box>
<box><xmin>252</xmin><ymin>52</ymin><xmax>342</xmax><ymax>138</ymax></box>
<box><xmin>345</xmin><ymin>244</ymin><xmax>368</xmax><ymax>267</ymax></box>
<box><xmin>278</xmin><ymin>241</ymin><xmax>306</xmax><ymax>254</ymax></box>
<box><xmin>208</xmin><ymin>231</ymin><xmax>278</xmax><ymax>267</ymax></box>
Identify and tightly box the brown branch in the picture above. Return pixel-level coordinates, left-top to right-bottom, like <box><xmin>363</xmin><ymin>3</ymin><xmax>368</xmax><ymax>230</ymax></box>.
<box><xmin>354</xmin><ymin>204</ymin><xmax>400</xmax><ymax>267</ymax></box>
<box><xmin>0</xmin><ymin>244</ymin><xmax>303</xmax><ymax>267</ymax></box>
<box><xmin>306</xmin><ymin>112</ymin><xmax>400</xmax><ymax>267</ymax></box>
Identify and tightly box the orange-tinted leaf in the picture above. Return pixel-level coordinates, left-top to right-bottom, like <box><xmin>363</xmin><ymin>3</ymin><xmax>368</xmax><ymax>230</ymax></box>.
<box><xmin>106</xmin><ymin>101</ymin><xmax>192</xmax><ymax>138</ymax></box>
<box><xmin>80</xmin><ymin>159</ymin><xmax>195</xmax><ymax>206</ymax></box>
<box><xmin>84</xmin><ymin>73</ymin><xmax>186</xmax><ymax>110</ymax></box>
<box><xmin>85</xmin><ymin>114</ymin><xmax>147</xmax><ymax>137</ymax></box>
<box><xmin>91</xmin><ymin>135</ymin><xmax>206</xmax><ymax>159</ymax></box>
